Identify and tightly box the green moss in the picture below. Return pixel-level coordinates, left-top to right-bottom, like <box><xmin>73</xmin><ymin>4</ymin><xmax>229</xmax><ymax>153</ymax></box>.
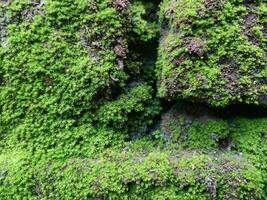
<box><xmin>0</xmin><ymin>149</ymin><xmax>264</xmax><ymax>199</ymax></box>
<box><xmin>0</xmin><ymin>0</ymin><xmax>160</xmax><ymax>157</ymax></box>
<box><xmin>231</xmin><ymin>118</ymin><xmax>267</xmax><ymax>189</ymax></box>
<box><xmin>157</xmin><ymin>103</ymin><xmax>267</xmax><ymax>197</ymax></box>
<box><xmin>157</xmin><ymin>0</ymin><xmax>267</xmax><ymax>107</ymax></box>
<box><xmin>1</xmin><ymin>0</ymin><xmax>266</xmax><ymax>198</ymax></box>
<box><xmin>130</xmin><ymin>1</ymin><xmax>159</xmax><ymax>42</ymax></box>
<box><xmin>185</xmin><ymin>120</ymin><xmax>229</xmax><ymax>149</ymax></box>
<box><xmin>160</xmin><ymin>104</ymin><xmax>230</xmax><ymax>149</ymax></box>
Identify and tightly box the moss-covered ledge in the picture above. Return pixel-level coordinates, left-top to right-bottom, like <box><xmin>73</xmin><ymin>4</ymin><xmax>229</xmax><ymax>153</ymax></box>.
<box><xmin>0</xmin><ymin>149</ymin><xmax>264</xmax><ymax>199</ymax></box>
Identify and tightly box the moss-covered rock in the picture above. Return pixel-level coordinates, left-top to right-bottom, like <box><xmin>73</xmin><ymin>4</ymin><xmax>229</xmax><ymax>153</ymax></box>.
<box><xmin>1</xmin><ymin>0</ymin><xmax>266</xmax><ymax>199</ymax></box>
<box><xmin>159</xmin><ymin>102</ymin><xmax>230</xmax><ymax>149</ymax></box>
<box><xmin>0</xmin><ymin>149</ymin><xmax>264</xmax><ymax>199</ymax></box>
<box><xmin>154</xmin><ymin>102</ymin><xmax>267</xmax><ymax>194</ymax></box>
<box><xmin>157</xmin><ymin>0</ymin><xmax>267</xmax><ymax>107</ymax></box>
<box><xmin>0</xmin><ymin>0</ymin><xmax>160</xmax><ymax>157</ymax></box>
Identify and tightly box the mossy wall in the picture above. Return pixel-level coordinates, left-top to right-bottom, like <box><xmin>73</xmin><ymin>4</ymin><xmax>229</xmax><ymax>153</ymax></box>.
<box><xmin>0</xmin><ymin>0</ymin><xmax>266</xmax><ymax>199</ymax></box>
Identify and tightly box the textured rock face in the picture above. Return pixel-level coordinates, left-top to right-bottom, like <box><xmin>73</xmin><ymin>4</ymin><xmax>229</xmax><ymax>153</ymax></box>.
<box><xmin>0</xmin><ymin>0</ymin><xmax>160</xmax><ymax>154</ymax></box>
<box><xmin>160</xmin><ymin>102</ymin><xmax>229</xmax><ymax>148</ymax></box>
<box><xmin>157</xmin><ymin>0</ymin><xmax>267</xmax><ymax>107</ymax></box>
<box><xmin>0</xmin><ymin>0</ymin><xmax>267</xmax><ymax>199</ymax></box>
<box><xmin>154</xmin><ymin>102</ymin><xmax>267</xmax><ymax>189</ymax></box>
<box><xmin>1</xmin><ymin>150</ymin><xmax>264</xmax><ymax>199</ymax></box>
<box><xmin>158</xmin><ymin>102</ymin><xmax>267</xmax><ymax>151</ymax></box>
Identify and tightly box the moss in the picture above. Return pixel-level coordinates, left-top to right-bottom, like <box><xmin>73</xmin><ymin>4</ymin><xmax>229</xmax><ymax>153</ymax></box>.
<box><xmin>160</xmin><ymin>103</ymin><xmax>230</xmax><ymax>149</ymax></box>
<box><xmin>157</xmin><ymin>0</ymin><xmax>267</xmax><ymax>107</ymax></box>
<box><xmin>0</xmin><ymin>0</ymin><xmax>266</xmax><ymax>198</ymax></box>
<box><xmin>231</xmin><ymin>117</ymin><xmax>267</xmax><ymax>190</ymax></box>
<box><xmin>130</xmin><ymin>1</ymin><xmax>159</xmax><ymax>42</ymax></box>
<box><xmin>0</xmin><ymin>149</ymin><xmax>264</xmax><ymax>199</ymax></box>
<box><xmin>156</xmin><ymin>103</ymin><xmax>267</xmax><ymax>197</ymax></box>
<box><xmin>184</xmin><ymin>120</ymin><xmax>229</xmax><ymax>149</ymax></box>
<box><xmin>0</xmin><ymin>0</ymin><xmax>161</xmax><ymax>157</ymax></box>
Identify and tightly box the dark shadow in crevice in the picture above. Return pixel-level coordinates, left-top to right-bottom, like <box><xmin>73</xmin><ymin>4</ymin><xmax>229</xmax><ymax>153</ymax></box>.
<box><xmin>161</xmin><ymin>99</ymin><xmax>267</xmax><ymax>119</ymax></box>
<box><xmin>213</xmin><ymin>103</ymin><xmax>267</xmax><ymax>118</ymax></box>
<box><xmin>126</xmin><ymin>0</ymin><xmax>161</xmax><ymax>88</ymax></box>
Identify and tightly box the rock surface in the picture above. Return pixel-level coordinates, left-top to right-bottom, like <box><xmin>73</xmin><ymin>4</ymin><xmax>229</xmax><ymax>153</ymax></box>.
<box><xmin>157</xmin><ymin>0</ymin><xmax>267</xmax><ymax>107</ymax></box>
<box><xmin>0</xmin><ymin>0</ymin><xmax>267</xmax><ymax>199</ymax></box>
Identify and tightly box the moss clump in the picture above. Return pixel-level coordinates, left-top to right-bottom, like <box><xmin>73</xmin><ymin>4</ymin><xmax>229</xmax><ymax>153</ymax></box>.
<box><xmin>0</xmin><ymin>0</ymin><xmax>160</xmax><ymax>157</ymax></box>
<box><xmin>231</xmin><ymin>117</ymin><xmax>267</xmax><ymax>191</ymax></box>
<box><xmin>155</xmin><ymin>102</ymin><xmax>267</xmax><ymax>195</ymax></box>
<box><xmin>0</xmin><ymin>149</ymin><xmax>264</xmax><ymax>199</ymax></box>
<box><xmin>160</xmin><ymin>103</ymin><xmax>230</xmax><ymax>148</ymax></box>
<box><xmin>157</xmin><ymin>0</ymin><xmax>267</xmax><ymax>107</ymax></box>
